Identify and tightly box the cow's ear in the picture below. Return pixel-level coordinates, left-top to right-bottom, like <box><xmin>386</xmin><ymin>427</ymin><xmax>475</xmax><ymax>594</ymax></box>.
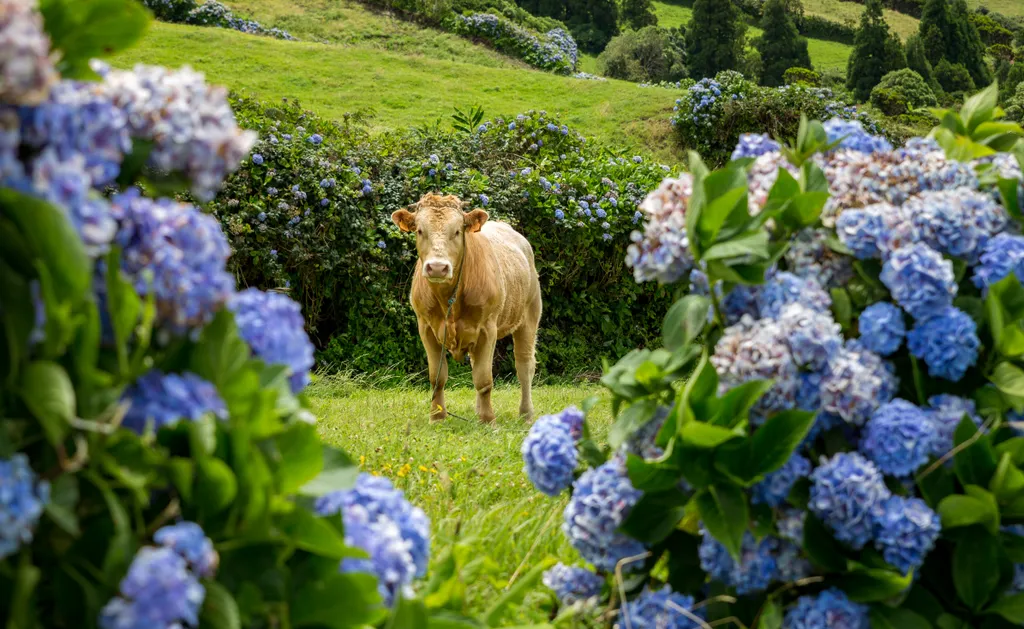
<box><xmin>464</xmin><ymin>209</ymin><xmax>489</xmax><ymax>233</ymax></box>
<box><xmin>392</xmin><ymin>209</ymin><xmax>416</xmax><ymax>232</ymax></box>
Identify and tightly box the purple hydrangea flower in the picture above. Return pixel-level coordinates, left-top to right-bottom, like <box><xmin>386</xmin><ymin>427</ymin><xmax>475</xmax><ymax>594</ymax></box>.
<box><xmin>778</xmin><ymin>303</ymin><xmax>842</xmax><ymax>371</ymax></box>
<box><xmin>229</xmin><ymin>289</ymin><xmax>315</xmax><ymax>393</ymax></box>
<box><xmin>0</xmin><ymin>454</ymin><xmax>50</xmax><ymax>560</ymax></box>
<box><xmin>617</xmin><ymin>586</ymin><xmax>703</xmax><ymax>629</ymax></box>
<box><xmin>880</xmin><ymin>243</ymin><xmax>956</xmax><ymax>319</ymax></box>
<box><xmin>252</xmin><ymin>153</ymin><xmax>263</xmax><ymax>165</ymax></box>
<box><xmin>542</xmin><ymin>563</ymin><xmax>604</xmax><ymax>606</ymax></box>
<box><xmin>712</xmin><ymin>316</ymin><xmax>799</xmax><ymax>419</ymax></box>
<box><xmin>99</xmin><ymin>547</ymin><xmax>205</xmax><ymax>629</ymax></box>
<box><xmin>121</xmin><ymin>371</ymin><xmax>227</xmax><ymax>434</ymax></box>
<box><xmin>339</xmin><ymin>503</ymin><xmax>415</xmax><ymax>607</ymax></box>
<box><xmin>820</xmin><ymin>340</ymin><xmax>897</xmax><ymax>426</ymax></box>
<box><xmin>871</xmin><ymin>496</ymin><xmax>940</xmax><ymax>574</ymax></box>
<box><xmin>731</xmin><ymin>133</ymin><xmax>781</xmax><ymax>161</ymax></box>
<box><xmin>752</xmin><ymin>453</ymin><xmax>811</xmax><ymax>507</ymax></box>
<box><xmin>0</xmin><ymin>0</ymin><xmax>58</xmax><ymax>106</ymax></box>
<box><xmin>857</xmin><ymin>302</ymin><xmax>905</xmax><ymax>356</ymax></box>
<box><xmin>906</xmin><ymin>307</ymin><xmax>979</xmax><ymax>382</ymax></box>
<box><xmin>154</xmin><ymin>521</ymin><xmax>218</xmax><ymax>578</ymax></box>
<box><xmin>521</xmin><ymin>414</ymin><xmax>578</xmax><ymax>496</ymax></box>
<box><xmin>860</xmin><ymin>399</ymin><xmax>937</xmax><ymax>478</ymax></box>
<box><xmin>926</xmin><ymin>394</ymin><xmax>982</xmax><ymax>456</ymax></box>
<box><xmin>757</xmin><ymin>272</ymin><xmax>831</xmax><ymax>319</ymax></box>
<box><xmin>784</xmin><ymin>588</ymin><xmax>869</xmax><ymax>629</ymax></box>
<box><xmin>562</xmin><ymin>458</ymin><xmax>645</xmax><ymax>572</ymax></box>
<box><xmin>973</xmin><ymin>233</ymin><xmax>1024</xmax><ymax>290</ymax></box>
<box><xmin>698</xmin><ymin>531</ymin><xmax>779</xmax><ymax>595</ymax></box>
<box><xmin>823</xmin><ymin>118</ymin><xmax>892</xmax><ymax>154</ymax></box>
<box><xmin>809</xmin><ymin>452</ymin><xmax>891</xmax><ymax>549</ymax></box>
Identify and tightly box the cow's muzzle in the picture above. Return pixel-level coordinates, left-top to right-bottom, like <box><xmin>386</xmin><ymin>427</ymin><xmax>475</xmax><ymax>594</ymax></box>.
<box><xmin>424</xmin><ymin>259</ymin><xmax>452</xmax><ymax>282</ymax></box>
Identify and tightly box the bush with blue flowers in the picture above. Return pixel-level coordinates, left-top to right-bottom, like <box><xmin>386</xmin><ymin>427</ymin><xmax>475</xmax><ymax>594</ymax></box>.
<box><xmin>450</xmin><ymin>13</ymin><xmax>577</xmax><ymax>73</ymax></box>
<box><xmin>522</xmin><ymin>84</ymin><xmax>1024</xmax><ymax>629</ymax></box>
<box><xmin>141</xmin><ymin>0</ymin><xmax>297</xmax><ymax>40</ymax></box>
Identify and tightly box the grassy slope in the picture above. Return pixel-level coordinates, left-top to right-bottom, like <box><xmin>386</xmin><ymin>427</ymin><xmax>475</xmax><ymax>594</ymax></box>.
<box><xmin>652</xmin><ymin>0</ymin><xmax>853</xmax><ymax>71</ymax></box>
<box><xmin>112</xmin><ymin>21</ymin><xmax>683</xmax><ymax>161</ymax></box>
<box><xmin>310</xmin><ymin>379</ymin><xmax>612</xmax><ymax>620</ymax></box>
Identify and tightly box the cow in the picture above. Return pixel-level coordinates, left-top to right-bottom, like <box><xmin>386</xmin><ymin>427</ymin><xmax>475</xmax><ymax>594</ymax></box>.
<box><xmin>391</xmin><ymin>193</ymin><xmax>542</xmax><ymax>423</ymax></box>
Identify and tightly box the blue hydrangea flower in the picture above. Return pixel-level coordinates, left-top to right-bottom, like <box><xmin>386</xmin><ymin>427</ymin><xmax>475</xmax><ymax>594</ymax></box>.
<box><xmin>906</xmin><ymin>189</ymin><xmax>1007</xmax><ymax>263</ymax></box>
<box><xmin>521</xmin><ymin>415</ymin><xmax>578</xmax><ymax>496</ymax></box>
<box><xmin>776</xmin><ymin>541</ymin><xmax>813</xmax><ymax>583</ymax></box>
<box><xmin>809</xmin><ymin>452</ymin><xmax>891</xmax><ymax>549</ymax></box>
<box><xmin>778</xmin><ymin>508</ymin><xmax>806</xmax><ymax>544</ymax></box>
<box><xmin>795</xmin><ymin>371</ymin><xmax>823</xmax><ymax>412</ymax></box>
<box><xmin>778</xmin><ymin>303</ymin><xmax>842</xmax><ymax>371</ymax></box>
<box><xmin>229</xmin><ymin>289</ymin><xmax>315</xmax><ymax>393</ymax></box>
<box><xmin>926</xmin><ymin>395</ymin><xmax>982</xmax><ymax>456</ymax></box>
<box><xmin>906</xmin><ymin>307</ymin><xmax>979</xmax><ymax>382</ymax></box>
<box><xmin>698</xmin><ymin>531</ymin><xmax>779</xmax><ymax>595</ymax></box>
<box><xmin>752</xmin><ymin>453</ymin><xmax>811</xmax><ymax>507</ymax></box>
<box><xmin>824</xmin><ymin>118</ymin><xmax>893</xmax><ymax>154</ymax></box>
<box><xmin>154</xmin><ymin>521</ymin><xmax>218</xmax><ymax>578</ymax></box>
<box><xmin>121</xmin><ymin>370</ymin><xmax>227</xmax><ymax>434</ymax></box>
<box><xmin>835</xmin><ymin>203</ymin><xmax>912</xmax><ymax>260</ymax></box>
<box><xmin>340</xmin><ymin>503</ymin><xmax>415</xmax><ymax>607</ymax></box>
<box><xmin>562</xmin><ymin>458</ymin><xmax>645</xmax><ymax>572</ymax></box>
<box><xmin>712</xmin><ymin>316</ymin><xmax>800</xmax><ymax>419</ymax></box>
<box><xmin>617</xmin><ymin>586</ymin><xmax>703</xmax><ymax>629</ymax></box>
<box><xmin>307</xmin><ymin>133</ymin><xmax>322</xmax><ymax>145</ymax></box>
<box><xmin>860</xmin><ymin>399</ymin><xmax>937</xmax><ymax>478</ymax></box>
<box><xmin>871</xmin><ymin>496</ymin><xmax>940</xmax><ymax>574</ymax></box>
<box><xmin>479</xmin><ymin>193</ymin><xmax>489</xmax><ymax>206</ymax></box>
<box><xmin>721</xmin><ymin>283</ymin><xmax>762</xmax><ymax>325</ymax></box>
<box><xmin>554</xmin><ymin>209</ymin><xmax>564</xmax><ymax>220</ymax></box>
<box><xmin>857</xmin><ymin>302</ymin><xmax>905</xmax><ymax>356</ymax></box>
<box><xmin>596</xmin><ymin>208</ymin><xmax>607</xmax><ymax>219</ymax></box>
<box><xmin>626</xmin><ymin>175</ymin><xmax>695</xmax><ymax>284</ymax></box>
<box><xmin>973</xmin><ymin>233</ymin><xmax>1024</xmax><ymax>290</ymax></box>
<box><xmin>731</xmin><ymin>133</ymin><xmax>781</xmax><ymax>161</ymax></box>
<box><xmin>252</xmin><ymin>154</ymin><xmax>263</xmax><ymax>165</ymax></box>
<box><xmin>99</xmin><ymin>547</ymin><xmax>205</xmax><ymax>629</ymax></box>
<box><xmin>112</xmin><ymin>188</ymin><xmax>234</xmax><ymax>332</ymax></box>
<box><xmin>880</xmin><ymin>243</ymin><xmax>956</xmax><ymax>320</ymax></box>
<box><xmin>0</xmin><ymin>454</ymin><xmax>50</xmax><ymax>561</ymax></box>
<box><xmin>541</xmin><ymin>563</ymin><xmax>604</xmax><ymax>606</ymax></box>
<box><xmin>757</xmin><ymin>272</ymin><xmax>831</xmax><ymax>319</ymax></box>
<box><xmin>820</xmin><ymin>341</ymin><xmax>897</xmax><ymax>427</ymax></box>
<box><xmin>784</xmin><ymin>588</ymin><xmax>869</xmax><ymax>629</ymax></box>
<box><xmin>314</xmin><ymin>473</ymin><xmax>431</xmax><ymax>578</ymax></box>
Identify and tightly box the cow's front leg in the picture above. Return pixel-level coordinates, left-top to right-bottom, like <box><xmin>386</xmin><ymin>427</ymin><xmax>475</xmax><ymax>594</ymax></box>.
<box><xmin>470</xmin><ymin>326</ymin><xmax>497</xmax><ymax>423</ymax></box>
<box><xmin>419</xmin><ymin>320</ymin><xmax>447</xmax><ymax>421</ymax></box>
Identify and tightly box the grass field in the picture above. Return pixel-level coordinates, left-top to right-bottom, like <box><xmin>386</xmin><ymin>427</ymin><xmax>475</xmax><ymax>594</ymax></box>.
<box><xmin>308</xmin><ymin>377</ymin><xmax>611</xmax><ymax>620</ymax></box>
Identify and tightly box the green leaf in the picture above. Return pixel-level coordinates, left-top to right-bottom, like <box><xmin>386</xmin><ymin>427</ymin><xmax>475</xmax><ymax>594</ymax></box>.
<box><xmin>701</xmin><ymin>230</ymin><xmax>770</xmax><ymax>262</ymax></box>
<box><xmin>999</xmin><ymin>178</ymin><xmax>1023</xmax><ymax>220</ymax></box>
<box><xmin>299</xmin><ymin>446</ymin><xmax>359</xmax><ymax>497</ymax></box>
<box><xmin>680</xmin><ymin>422</ymin><xmax>740</xmax><ymax>449</ymax></box>
<box><xmin>626</xmin><ymin>448</ymin><xmax>683</xmax><ymax>492</ymax></box>
<box><xmin>990</xmin><ymin>452</ymin><xmax>1024</xmax><ymax>502</ymax></box>
<box><xmin>961</xmin><ymin>82</ymin><xmax>999</xmax><ymax>133</ymax></box>
<box><xmin>199</xmin><ymin>580</ymin><xmax>241</xmax><ymax>629</ymax></box>
<box><xmin>695</xmin><ymin>485</ymin><xmax>748</xmax><ymax>559</ymax></box>
<box><xmin>991</xmin><ymin>362</ymin><xmax>1024</xmax><ymax>398</ymax></box>
<box><xmin>697</xmin><ymin>167</ymin><xmax>749</xmax><ymax>245</ymax></box>
<box><xmin>20</xmin><ymin>360</ymin><xmax>74</xmax><ymax>446</ymax></box>
<box><xmin>870</xmin><ymin>606</ymin><xmax>933</xmax><ymax>629</ymax></box>
<box><xmin>190</xmin><ymin>310</ymin><xmax>252</xmax><ymax>407</ymax></box>
<box><xmin>39</xmin><ymin>0</ymin><xmax>150</xmax><ymax>78</ymax></box>
<box><xmin>831</xmin><ymin>288</ymin><xmax>853</xmax><ymax>331</ymax></box>
<box><xmin>663</xmin><ymin>295</ymin><xmax>711</xmax><ymax>352</ymax></box>
<box><xmin>953</xmin><ymin>416</ymin><xmax>998</xmax><ymax>488</ymax></box>
<box><xmin>6</xmin><ymin>554</ymin><xmax>41</xmax><ymax>629</ymax></box>
<box><xmin>45</xmin><ymin>475</ymin><xmax>80</xmax><ymax>537</ymax></box>
<box><xmin>781</xmin><ymin>191</ymin><xmax>830</xmax><ymax>228</ymax></box>
<box><xmin>290</xmin><ymin>567</ymin><xmax>385</xmax><ymax>627</ymax></box>
<box><xmin>388</xmin><ymin>597</ymin><xmax>428</xmax><ymax>629</ymax></box>
<box><xmin>757</xmin><ymin>600</ymin><xmax>783</xmax><ymax>629</ymax></box>
<box><xmin>196</xmin><ymin>457</ymin><xmax>238</xmax><ymax>514</ymax></box>
<box><xmin>996</xmin><ymin>438</ymin><xmax>1024</xmax><ymax>466</ymax></box>
<box><xmin>620</xmin><ymin>489</ymin><xmax>689</xmax><ymax>544</ymax></box>
<box><xmin>274</xmin><ymin>423</ymin><xmax>324</xmax><ymax>494</ymax></box>
<box><xmin>276</xmin><ymin>506</ymin><xmax>359</xmax><ymax>559</ymax></box>
<box><xmin>953</xmin><ymin>528</ymin><xmax>1001</xmax><ymax>611</ymax></box>
<box><xmin>938</xmin><ymin>493</ymin><xmax>998</xmax><ymax>533</ymax></box>
<box><xmin>985</xmin><ymin>593</ymin><xmax>1024</xmax><ymax>624</ymax></box>
<box><xmin>609</xmin><ymin>399</ymin><xmax>659</xmax><ymax>450</ymax></box>
<box><xmin>802</xmin><ymin>513</ymin><xmax>848</xmax><ymax>572</ymax></box>
<box><xmin>834</xmin><ymin>566</ymin><xmax>913</xmax><ymax>603</ymax></box>
<box><xmin>168</xmin><ymin>457</ymin><xmax>195</xmax><ymax>503</ymax></box>
<box><xmin>483</xmin><ymin>559</ymin><xmax>554</xmax><ymax>627</ymax></box>
<box><xmin>707</xmin><ymin>379</ymin><xmax>773</xmax><ymax>427</ymax></box>
<box><xmin>746</xmin><ymin>410</ymin><xmax>816</xmax><ymax>480</ymax></box>
<box><xmin>104</xmin><ymin>249</ymin><xmax>141</xmax><ymax>374</ymax></box>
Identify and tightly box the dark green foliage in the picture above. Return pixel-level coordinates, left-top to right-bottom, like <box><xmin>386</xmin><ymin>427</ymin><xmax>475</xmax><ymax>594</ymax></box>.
<box><xmin>1003</xmin><ymin>62</ymin><xmax>1024</xmax><ymax>104</ymax></box>
<box><xmin>989</xmin><ymin>44</ymin><xmax>1016</xmax><ymax>64</ymax></box>
<box><xmin>798</xmin><ymin>15</ymin><xmax>857</xmax><ymax>44</ymax></box>
<box><xmin>619</xmin><ymin>0</ymin><xmax>657</xmax><ymax>31</ymax></box>
<box><xmin>950</xmin><ymin>0</ymin><xmax>992</xmax><ymax>88</ymax></box>
<box><xmin>972</xmin><ymin>11</ymin><xmax>1015</xmax><ymax>47</ymax></box>
<box><xmin>598</xmin><ymin>25</ymin><xmax>686</xmax><ymax>83</ymax></box>
<box><xmin>1006</xmin><ymin>83</ymin><xmax>1024</xmax><ymax>122</ymax></box>
<box><xmin>934</xmin><ymin>58</ymin><xmax>976</xmax><ymax>94</ymax></box>
<box><xmin>784</xmin><ymin>67</ymin><xmax>821</xmax><ymax>86</ymax></box>
<box><xmin>843</xmin><ymin>0</ymin><xmax>925</xmax><ymax>18</ymax></box>
<box><xmin>515</xmin><ymin>0</ymin><xmax>620</xmax><ymax>52</ymax></box>
<box><xmin>215</xmin><ymin>98</ymin><xmax>675</xmax><ymax>378</ymax></box>
<box><xmin>870</xmin><ymin>68</ymin><xmax>938</xmax><ymax>115</ymax></box>
<box><xmin>904</xmin><ymin>33</ymin><xmax>934</xmax><ymax>84</ymax></box>
<box><xmin>756</xmin><ymin>0</ymin><xmax>812</xmax><ymax>87</ymax></box>
<box><xmin>846</xmin><ymin>0</ymin><xmax>907</xmax><ymax>102</ymax></box>
<box><xmin>920</xmin><ymin>0</ymin><xmax>953</xmax><ymax>65</ymax></box>
<box><xmin>685</xmin><ymin>0</ymin><xmax>747</xmax><ymax>79</ymax></box>
<box><xmin>919</xmin><ymin>0</ymin><xmax>991</xmax><ymax>88</ymax></box>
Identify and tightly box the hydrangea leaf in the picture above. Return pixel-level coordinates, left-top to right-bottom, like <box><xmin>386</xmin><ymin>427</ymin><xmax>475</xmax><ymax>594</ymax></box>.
<box><xmin>44</xmin><ymin>475</ymin><xmax>79</xmax><ymax>537</ymax></box>
<box><xmin>989</xmin><ymin>453</ymin><xmax>1024</xmax><ymax>503</ymax></box>
<box><xmin>680</xmin><ymin>422</ymin><xmax>741</xmax><ymax>449</ymax></box>
<box><xmin>662</xmin><ymin>295</ymin><xmax>711</xmax><ymax>352</ymax></box>
<box><xmin>0</xmin><ymin>262</ymin><xmax>34</xmax><ymax>384</ymax></box>
<box><xmin>746</xmin><ymin>410</ymin><xmax>816</xmax><ymax>480</ymax></box>
<box><xmin>802</xmin><ymin>513</ymin><xmax>849</xmax><ymax>573</ymax></box>
<box><xmin>695</xmin><ymin>484</ymin><xmax>748</xmax><ymax>559</ymax></box>
<box><xmin>19</xmin><ymin>360</ymin><xmax>74</xmax><ymax>446</ymax></box>
<box><xmin>952</xmin><ymin>416</ymin><xmax>999</xmax><ymax>488</ymax></box>
<box><xmin>984</xmin><ymin>593</ymin><xmax>1024</xmax><ymax>625</ymax></box>
<box><xmin>937</xmin><ymin>492</ymin><xmax>998</xmax><ymax>534</ymax></box>
<box><xmin>620</xmin><ymin>489</ymin><xmax>689</xmax><ymax>545</ymax></box>
<box><xmin>298</xmin><ymin>447</ymin><xmax>359</xmax><ymax>498</ymax></box>
<box><xmin>869</xmin><ymin>606</ymin><xmax>931</xmax><ymax>629</ymax></box>
<box><xmin>39</xmin><ymin>0</ymin><xmax>150</xmax><ymax>79</ymax></box>
<box><xmin>609</xmin><ymin>399</ymin><xmax>659</xmax><ymax>450</ymax></box>
<box><xmin>274</xmin><ymin>423</ymin><xmax>323</xmax><ymax>494</ymax></box>
<box><xmin>199</xmin><ymin>580</ymin><xmax>242</xmax><ymax>629</ymax></box>
<box><xmin>289</xmin><ymin>562</ymin><xmax>386</xmax><ymax>628</ymax></box>
<box><xmin>195</xmin><ymin>456</ymin><xmax>238</xmax><ymax>514</ymax></box>
<box><xmin>995</xmin><ymin>437</ymin><xmax>1024</xmax><ymax>467</ymax></box>
<box><xmin>707</xmin><ymin>379</ymin><xmax>773</xmax><ymax>428</ymax></box>
<box><xmin>625</xmin><ymin>448</ymin><xmax>683</xmax><ymax>493</ymax></box>
<box><xmin>833</xmin><ymin>564</ymin><xmax>912</xmax><ymax>603</ymax></box>
<box><xmin>952</xmin><ymin>528</ymin><xmax>1001</xmax><ymax>611</ymax></box>
<box><xmin>701</xmin><ymin>230</ymin><xmax>770</xmax><ymax>262</ymax></box>
<box><xmin>275</xmin><ymin>506</ymin><xmax>361</xmax><ymax>560</ymax></box>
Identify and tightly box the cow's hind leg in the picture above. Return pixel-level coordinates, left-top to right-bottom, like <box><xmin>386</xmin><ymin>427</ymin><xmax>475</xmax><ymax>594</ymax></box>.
<box><xmin>513</xmin><ymin>300</ymin><xmax>540</xmax><ymax>421</ymax></box>
<box><xmin>419</xmin><ymin>320</ymin><xmax>447</xmax><ymax>421</ymax></box>
<box><xmin>470</xmin><ymin>326</ymin><xmax>497</xmax><ymax>424</ymax></box>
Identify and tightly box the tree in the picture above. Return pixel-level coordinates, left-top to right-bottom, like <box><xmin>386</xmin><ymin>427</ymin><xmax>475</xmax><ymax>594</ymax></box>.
<box><xmin>948</xmin><ymin>0</ymin><xmax>991</xmax><ymax>87</ymax></box>
<box><xmin>919</xmin><ymin>0</ymin><xmax>953</xmax><ymax>66</ymax></box>
<box><xmin>598</xmin><ymin>26</ymin><xmax>686</xmax><ymax>82</ymax></box>
<box><xmin>905</xmin><ymin>33</ymin><xmax>933</xmax><ymax>85</ymax></box>
<box><xmin>755</xmin><ymin>0</ymin><xmax>812</xmax><ymax>87</ymax></box>
<box><xmin>846</xmin><ymin>0</ymin><xmax>906</xmax><ymax>101</ymax></box>
<box><xmin>619</xmin><ymin>0</ymin><xmax>657</xmax><ymax>31</ymax></box>
<box><xmin>565</xmin><ymin>0</ymin><xmax>620</xmax><ymax>52</ymax></box>
<box><xmin>685</xmin><ymin>0</ymin><xmax>747</xmax><ymax>79</ymax></box>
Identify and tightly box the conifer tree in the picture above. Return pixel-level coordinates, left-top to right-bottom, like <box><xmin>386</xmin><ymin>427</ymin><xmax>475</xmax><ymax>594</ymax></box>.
<box><xmin>919</xmin><ymin>0</ymin><xmax>953</xmax><ymax>66</ymax></box>
<box><xmin>756</xmin><ymin>0</ymin><xmax>812</xmax><ymax>87</ymax></box>
<box><xmin>685</xmin><ymin>0</ymin><xmax>746</xmax><ymax>79</ymax></box>
<box><xmin>949</xmin><ymin>0</ymin><xmax>991</xmax><ymax>87</ymax></box>
<box><xmin>904</xmin><ymin>33</ymin><xmax>933</xmax><ymax>85</ymax></box>
<box><xmin>620</xmin><ymin>0</ymin><xmax>657</xmax><ymax>31</ymax></box>
<box><xmin>847</xmin><ymin>0</ymin><xmax>906</xmax><ymax>101</ymax></box>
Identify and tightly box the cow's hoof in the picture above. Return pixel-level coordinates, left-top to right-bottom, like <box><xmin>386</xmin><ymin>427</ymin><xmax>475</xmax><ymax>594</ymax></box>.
<box><xmin>430</xmin><ymin>406</ymin><xmax>447</xmax><ymax>422</ymax></box>
<box><xmin>519</xmin><ymin>407</ymin><xmax>534</xmax><ymax>422</ymax></box>
<box><xmin>478</xmin><ymin>412</ymin><xmax>496</xmax><ymax>424</ymax></box>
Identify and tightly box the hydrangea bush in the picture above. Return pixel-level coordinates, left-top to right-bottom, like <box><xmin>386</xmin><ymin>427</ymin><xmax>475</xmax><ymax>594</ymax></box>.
<box><xmin>142</xmin><ymin>0</ymin><xmax>297</xmax><ymax>40</ymax></box>
<box><xmin>526</xmin><ymin>84</ymin><xmax>1024</xmax><ymax>629</ymax></box>
<box><xmin>450</xmin><ymin>13</ymin><xmax>577</xmax><ymax>74</ymax></box>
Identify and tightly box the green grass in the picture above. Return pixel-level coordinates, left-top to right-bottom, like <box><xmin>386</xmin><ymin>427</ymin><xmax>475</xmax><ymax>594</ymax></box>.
<box><xmin>113</xmin><ymin>21</ymin><xmax>684</xmax><ymax>161</ymax></box>
<box><xmin>652</xmin><ymin>0</ymin><xmax>852</xmax><ymax>71</ymax></box>
<box><xmin>308</xmin><ymin>377</ymin><xmax>612</xmax><ymax>620</ymax></box>
<box><xmin>970</xmin><ymin>0</ymin><xmax>1024</xmax><ymax>17</ymax></box>
<box><xmin>803</xmin><ymin>0</ymin><xmax>920</xmax><ymax>39</ymax></box>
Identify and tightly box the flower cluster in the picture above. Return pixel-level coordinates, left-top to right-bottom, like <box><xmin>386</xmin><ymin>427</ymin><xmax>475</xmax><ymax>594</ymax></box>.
<box><xmin>0</xmin><ymin>454</ymin><xmax>50</xmax><ymax>560</ymax></box>
<box><xmin>121</xmin><ymin>370</ymin><xmax>228</xmax><ymax>434</ymax></box>
<box><xmin>99</xmin><ymin>522</ymin><xmax>216</xmax><ymax>629</ymax></box>
<box><xmin>784</xmin><ymin>588</ymin><xmax>869</xmax><ymax>629</ymax></box>
<box><xmin>541</xmin><ymin>563</ymin><xmax>604</xmax><ymax>606</ymax></box>
<box><xmin>452</xmin><ymin>14</ymin><xmax>576</xmax><ymax>74</ymax></box>
<box><xmin>315</xmin><ymin>473</ymin><xmax>431</xmax><ymax>605</ymax></box>
<box><xmin>521</xmin><ymin>412</ymin><xmax>579</xmax><ymax>496</ymax></box>
<box><xmin>229</xmin><ymin>289</ymin><xmax>316</xmax><ymax>393</ymax></box>
<box><xmin>0</xmin><ymin>0</ymin><xmax>57</xmax><ymax>106</ymax></box>
<box><xmin>699</xmin><ymin>531</ymin><xmax>780</xmax><ymax>595</ymax></box>
<box><xmin>143</xmin><ymin>0</ymin><xmax>296</xmax><ymax>39</ymax></box>
<box><xmin>562</xmin><ymin>458</ymin><xmax>645</xmax><ymax>572</ymax></box>
<box><xmin>616</xmin><ymin>587</ymin><xmax>704</xmax><ymax>629</ymax></box>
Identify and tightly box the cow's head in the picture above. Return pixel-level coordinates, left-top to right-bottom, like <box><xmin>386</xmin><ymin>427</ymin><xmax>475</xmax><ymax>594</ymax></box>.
<box><xmin>392</xmin><ymin>194</ymin><xmax>488</xmax><ymax>283</ymax></box>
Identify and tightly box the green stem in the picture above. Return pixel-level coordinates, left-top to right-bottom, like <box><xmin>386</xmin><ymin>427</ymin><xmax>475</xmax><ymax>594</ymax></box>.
<box><xmin>910</xmin><ymin>356</ymin><xmax>927</xmax><ymax>406</ymax></box>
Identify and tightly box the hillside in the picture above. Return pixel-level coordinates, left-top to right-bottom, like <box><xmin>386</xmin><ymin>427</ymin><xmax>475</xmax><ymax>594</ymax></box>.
<box><xmin>112</xmin><ymin>20</ymin><xmax>684</xmax><ymax>160</ymax></box>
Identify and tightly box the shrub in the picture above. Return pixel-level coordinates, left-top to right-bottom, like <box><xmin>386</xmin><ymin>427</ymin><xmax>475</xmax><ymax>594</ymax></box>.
<box><xmin>971</xmin><ymin>10</ymin><xmax>1015</xmax><ymax>46</ymax></box>
<box><xmin>670</xmin><ymin>71</ymin><xmax>884</xmax><ymax>166</ymax></box>
<box><xmin>989</xmin><ymin>43</ymin><xmax>1015</xmax><ymax>63</ymax></box>
<box><xmin>934</xmin><ymin>58</ymin><xmax>976</xmax><ymax>94</ymax></box>
<box><xmin>756</xmin><ymin>0</ymin><xmax>813</xmax><ymax>87</ymax></box>
<box><xmin>846</xmin><ymin>0</ymin><xmax>907</xmax><ymax>102</ymax></box>
<box><xmin>597</xmin><ymin>26</ymin><xmax>686</xmax><ymax>83</ymax></box>
<box><xmin>450</xmin><ymin>13</ymin><xmax>577</xmax><ymax>72</ymax></box>
<box><xmin>870</xmin><ymin>68</ymin><xmax>937</xmax><ymax>114</ymax></box>
<box><xmin>783</xmin><ymin>67</ymin><xmax>820</xmax><ymax>86</ymax></box>
<box><xmin>142</xmin><ymin>0</ymin><xmax>297</xmax><ymax>39</ymax></box>
<box><xmin>1006</xmin><ymin>82</ymin><xmax>1024</xmax><ymax>121</ymax></box>
<box><xmin>521</xmin><ymin>87</ymin><xmax>1024</xmax><ymax>629</ymax></box>
<box><xmin>797</xmin><ymin>15</ymin><xmax>856</xmax><ymax>44</ymax></box>
<box><xmin>211</xmin><ymin>99</ymin><xmax>677</xmax><ymax>377</ymax></box>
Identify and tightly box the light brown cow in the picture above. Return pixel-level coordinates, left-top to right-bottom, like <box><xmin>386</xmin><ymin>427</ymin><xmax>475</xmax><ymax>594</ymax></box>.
<box><xmin>391</xmin><ymin>193</ymin><xmax>542</xmax><ymax>423</ymax></box>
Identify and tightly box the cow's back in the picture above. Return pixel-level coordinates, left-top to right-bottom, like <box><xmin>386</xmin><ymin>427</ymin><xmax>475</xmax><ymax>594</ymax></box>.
<box><xmin>479</xmin><ymin>221</ymin><xmax>539</xmax><ymax>337</ymax></box>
